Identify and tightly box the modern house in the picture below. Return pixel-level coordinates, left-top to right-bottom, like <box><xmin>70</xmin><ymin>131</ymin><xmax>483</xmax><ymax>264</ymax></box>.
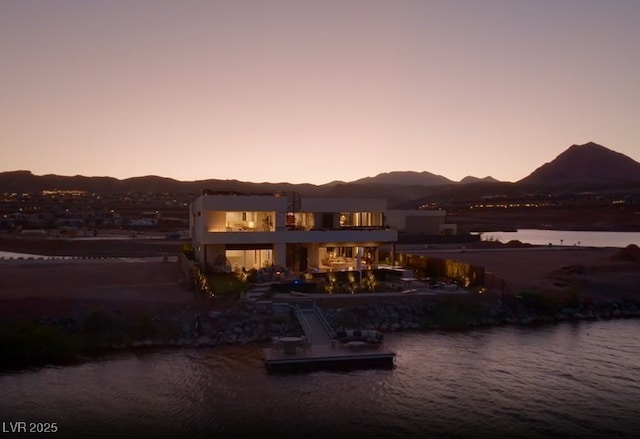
<box><xmin>189</xmin><ymin>192</ymin><xmax>398</xmax><ymax>273</ymax></box>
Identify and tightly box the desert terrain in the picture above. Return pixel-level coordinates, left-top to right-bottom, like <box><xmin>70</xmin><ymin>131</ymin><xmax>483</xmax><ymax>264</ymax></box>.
<box><xmin>0</xmin><ymin>259</ymin><xmax>203</xmax><ymax>321</ymax></box>
<box><xmin>412</xmin><ymin>244</ymin><xmax>640</xmax><ymax>300</ymax></box>
<box><xmin>447</xmin><ymin>205</ymin><xmax>640</xmax><ymax>233</ymax></box>
<box><xmin>1</xmin><ymin>235</ymin><xmax>639</xmax><ymax>321</ymax></box>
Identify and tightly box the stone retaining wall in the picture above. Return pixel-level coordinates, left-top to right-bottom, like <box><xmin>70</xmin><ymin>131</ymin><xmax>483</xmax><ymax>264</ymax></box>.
<box><xmin>31</xmin><ymin>296</ymin><xmax>640</xmax><ymax>351</ymax></box>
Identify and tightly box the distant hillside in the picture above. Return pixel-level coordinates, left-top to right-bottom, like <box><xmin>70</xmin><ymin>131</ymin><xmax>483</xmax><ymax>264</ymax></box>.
<box><xmin>459</xmin><ymin>176</ymin><xmax>500</xmax><ymax>184</ymax></box>
<box><xmin>2</xmin><ymin>142</ymin><xmax>638</xmax><ymax>208</ymax></box>
<box><xmin>351</xmin><ymin>171</ymin><xmax>453</xmax><ymax>186</ymax></box>
<box><xmin>350</xmin><ymin>171</ymin><xmax>499</xmax><ymax>186</ymax></box>
<box><xmin>0</xmin><ymin>171</ymin><xmax>122</xmax><ymax>193</ymax></box>
<box><xmin>393</xmin><ymin>142</ymin><xmax>640</xmax><ymax>208</ymax></box>
<box><xmin>518</xmin><ymin>142</ymin><xmax>640</xmax><ymax>188</ymax></box>
<box><xmin>390</xmin><ymin>181</ymin><xmax>519</xmax><ymax>209</ymax></box>
<box><xmin>0</xmin><ymin>171</ymin><xmax>326</xmax><ymax>197</ymax></box>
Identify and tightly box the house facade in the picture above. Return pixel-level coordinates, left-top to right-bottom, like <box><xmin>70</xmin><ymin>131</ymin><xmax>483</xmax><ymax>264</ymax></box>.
<box><xmin>383</xmin><ymin>209</ymin><xmax>450</xmax><ymax>234</ymax></box>
<box><xmin>189</xmin><ymin>192</ymin><xmax>398</xmax><ymax>273</ymax></box>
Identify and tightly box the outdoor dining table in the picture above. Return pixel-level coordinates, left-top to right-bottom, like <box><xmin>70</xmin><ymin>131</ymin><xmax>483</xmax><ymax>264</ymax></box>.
<box><xmin>279</xmin><ymin>336</ymin><xmax>302</xmax><ymax>354</ymax></box>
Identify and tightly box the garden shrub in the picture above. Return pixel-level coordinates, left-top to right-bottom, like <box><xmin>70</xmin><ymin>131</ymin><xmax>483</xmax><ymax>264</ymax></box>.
<box><xmin>517</xmin><ymin>290</ymin><xmax>562</xmax><ymax>313</ymax></box>
<box><xmin>0</xmin><ymin>320</ymin><xmax>81</xmax><ymax>368</ymax></box>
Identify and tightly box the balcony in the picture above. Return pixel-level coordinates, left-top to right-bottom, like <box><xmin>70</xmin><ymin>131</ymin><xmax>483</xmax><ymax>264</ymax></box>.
<box><xmin>199</xmin><ymin>225</ymin><xmax>397</xmax><ymax>245</ymax></box>
<box><xmin>284</xmin><ymin>227</ymin><xmax>397</xmax><ymax>245</ymax></box>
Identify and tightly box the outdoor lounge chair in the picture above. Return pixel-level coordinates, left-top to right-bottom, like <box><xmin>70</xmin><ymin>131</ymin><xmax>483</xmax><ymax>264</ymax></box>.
<box><xmin>335</xmin><ymin>330</ymin><xmax>348</xmax><ymax>344</ymax></box>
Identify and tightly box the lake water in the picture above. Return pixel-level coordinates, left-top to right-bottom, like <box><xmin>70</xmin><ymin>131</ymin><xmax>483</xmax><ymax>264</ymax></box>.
<box><xmin>479</xmin><ymin>229</ymin><xmax>639</xmax><ymax>248</ymax></box>
<box><xmin>2</xmin><ymin>320</ymin><xmax>639</xmax><ymax>439</ymax></box>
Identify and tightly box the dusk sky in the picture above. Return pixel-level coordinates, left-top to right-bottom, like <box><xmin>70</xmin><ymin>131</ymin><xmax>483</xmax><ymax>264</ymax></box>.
<box><xmin>2</xmin><ymin>0</ymin><xmax>639</xmax><ymax>185</ymax></box>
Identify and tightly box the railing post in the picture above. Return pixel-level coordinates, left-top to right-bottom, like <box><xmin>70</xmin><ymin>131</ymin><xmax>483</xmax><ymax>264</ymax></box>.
<box><xmin>293</xmin><ymin>304</ymin><xmax>312</xmax><ymax>342</ymax></box>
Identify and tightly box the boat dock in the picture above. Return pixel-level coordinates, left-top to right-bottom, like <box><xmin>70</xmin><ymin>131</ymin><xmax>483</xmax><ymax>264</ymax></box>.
<box><xmin>263</xmin><ymin>342</ymin><xmax>396</xmax><ymax>372</ymax></box>
<box><xmin>263</xmin><ymin>299</ymin><xmax>396</xmax><ymax>372</ymax></box>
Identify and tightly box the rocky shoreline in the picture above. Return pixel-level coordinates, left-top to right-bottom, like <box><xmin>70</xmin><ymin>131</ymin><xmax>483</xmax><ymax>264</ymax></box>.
<box><xmin>3</xmin><ymin>236</ymin><xmax>639</xmax><ymax>372</ymax></box>
<box><xmin>5</xmin><ymin>294</ymin><xmax>639</xmax><ymax>370</ymax></box>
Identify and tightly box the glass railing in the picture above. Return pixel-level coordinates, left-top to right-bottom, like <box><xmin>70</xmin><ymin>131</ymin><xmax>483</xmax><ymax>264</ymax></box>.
<box><xmin>206</xmin><ymin>225</ymin><xmax>394</xmax><ymax>233</ymax></box>
<box><xmin>206</xmin><ymin>226</ymin><xmax>272</xmax><ymax>232</ymax></box>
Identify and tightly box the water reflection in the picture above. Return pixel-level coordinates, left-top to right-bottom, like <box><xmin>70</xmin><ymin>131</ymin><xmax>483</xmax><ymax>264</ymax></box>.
<box><xmin>479</xmin><ymin>229</ymin><xmax>639</xmax><ymax>248</ymax></box>
<box><xmin>1</xmin><ymin>321</ymin><xmax>639</xmax><ymax>438</ymax></box>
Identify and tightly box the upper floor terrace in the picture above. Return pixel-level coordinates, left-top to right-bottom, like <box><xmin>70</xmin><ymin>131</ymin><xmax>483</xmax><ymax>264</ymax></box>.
<box><xmin>189</xmin><ymin>192</ymin><xmax>397</xmax><ymax>244</ymax></box>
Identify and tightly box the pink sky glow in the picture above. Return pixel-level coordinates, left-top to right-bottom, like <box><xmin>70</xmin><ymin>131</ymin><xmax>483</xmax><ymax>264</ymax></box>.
<box><xmin>1</xmin><ymin>0</ymin><xmax>639</xmax><ymax>185</ymax></box>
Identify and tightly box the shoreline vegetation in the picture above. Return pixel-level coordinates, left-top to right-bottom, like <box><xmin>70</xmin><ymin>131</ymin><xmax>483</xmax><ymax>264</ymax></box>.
<box><xmin>1</xmin><ymin>236</ymin><xmax>639</xmax><ymax>371</ymax></box>
<box><xmin>2</xmin><ymin>287</ymin><xmax>639</xmax><ymax>371</ymax></box>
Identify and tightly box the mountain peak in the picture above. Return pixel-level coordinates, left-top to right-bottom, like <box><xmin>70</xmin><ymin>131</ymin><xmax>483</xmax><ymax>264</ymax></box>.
<box><xmin>565</xmin><ymin>141</ymin><xmax>608</xmax><ymax>152</ymax></box>
<box><xmin>350</xmin><ymin>172</ymin><xmax>502</xmax><ymax>186</ymax></box>
<box><xmin>518</xmin><ymin>142</ymin><xmax>640</xmax><ymax>187</ymax></box>
<box><xmin>459</xmin><ymin>175</ymin><xmax>500</xmax><ymax>184</ymax></box>
<box><xmin>575</xmin><ymin>141</ymin><xmax>602</xmax><ymax>147</ymax></box>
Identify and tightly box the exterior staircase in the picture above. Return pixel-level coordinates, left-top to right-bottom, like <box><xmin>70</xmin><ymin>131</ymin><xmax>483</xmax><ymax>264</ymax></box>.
<box><xmin>292</xmin><ymin>300</ymin><xmax>334</xmax><ymax>345</ymax></box>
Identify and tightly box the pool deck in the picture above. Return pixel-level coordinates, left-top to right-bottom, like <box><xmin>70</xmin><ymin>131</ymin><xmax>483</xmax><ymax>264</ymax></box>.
<box><xmin>263</xmin><ymin>342</ymin><xmax>396</xmax><ymax>372</ymax></box>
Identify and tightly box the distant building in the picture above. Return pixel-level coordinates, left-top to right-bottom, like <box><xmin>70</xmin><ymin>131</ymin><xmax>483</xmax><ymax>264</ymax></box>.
<box><xmin>383</xmin><ymin>209</ymin><xmax>450</xmax><ymax>235</ymax></box>
<box><xmin>54</xmin><ymin>218</ymin><xmax>85</xmax><ymax>228</ymax></box>
<box><xmin>128</xmin><ymin>218</ymin><xmax>158</xmax><ymax>227</ymax></box>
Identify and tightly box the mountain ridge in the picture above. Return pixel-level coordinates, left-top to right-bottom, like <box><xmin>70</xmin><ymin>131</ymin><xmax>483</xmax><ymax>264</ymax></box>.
<box><xmin>1</xmin><ymin>142</ymin><xmax>638</xmax><ymax>208</ymax></box>
<box><xmin>351</xmin><ymin>171</ymin><xmax>454</xmax><ymax>186</ymax></box>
